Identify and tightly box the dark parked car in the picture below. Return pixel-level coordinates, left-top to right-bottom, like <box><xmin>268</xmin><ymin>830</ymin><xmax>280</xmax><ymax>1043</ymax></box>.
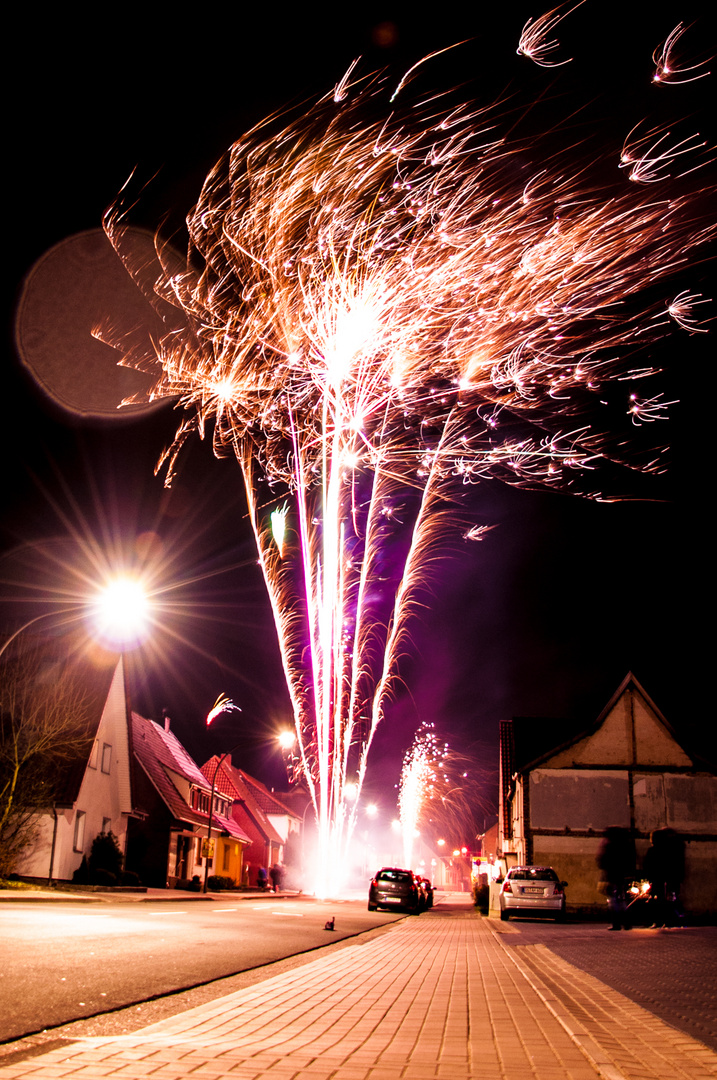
<box><xmin>368</xmin><ymin>867</ymin><xmax>422</xmax><ymax>913</ymax></box>
<box><xmin>417</xmin><ymin>877</ymin><xmax>434</xmax><ymax>909</ymax></box>
<box><xmin>499</xmin><ymin>865</ymin><xmax>567</xmax><ymax>921</ymax></box>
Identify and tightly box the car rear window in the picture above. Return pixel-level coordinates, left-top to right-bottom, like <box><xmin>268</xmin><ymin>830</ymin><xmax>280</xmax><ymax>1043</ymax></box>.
<box><xmin>377</xmin><ymin>871</ymin><xmax>413</xmax><ymax>883</ymax></box>
<box><xmin>509</xmin><ymin>868</ymin><xmax>558</xmax><ymax>881</ymax></box>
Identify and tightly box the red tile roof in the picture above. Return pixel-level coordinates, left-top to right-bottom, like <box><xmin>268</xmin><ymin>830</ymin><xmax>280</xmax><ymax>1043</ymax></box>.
<box><xmin>133</xmin><ymin>716</ymin><xmax>249</xmax><ymax>842</ymax></box>
<box><xmin>201</xmin><ymin>756</ymin><xmax>285</xmax><ymax>845</ymax></box>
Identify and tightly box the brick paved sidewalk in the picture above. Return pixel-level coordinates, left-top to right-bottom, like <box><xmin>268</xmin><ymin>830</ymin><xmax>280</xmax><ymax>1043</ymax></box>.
<box><xmin>1</xmin><ymin>909</ymin><xmax>715</xmax><ymax>1080</ymax></box>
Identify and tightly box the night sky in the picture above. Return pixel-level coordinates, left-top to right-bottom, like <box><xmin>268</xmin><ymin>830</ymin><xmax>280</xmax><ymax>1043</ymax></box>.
<box><xmin>4</xmin><ymin>4</ymin><xmax>714</xmax><ymax>829</ymax></box>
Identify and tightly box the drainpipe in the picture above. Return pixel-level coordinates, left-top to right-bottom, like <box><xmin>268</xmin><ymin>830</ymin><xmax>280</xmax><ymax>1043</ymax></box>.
<box><xmin>48</xmin><ymin>808</ymin><xmax>59</xmax><ymax>886</ymax></box>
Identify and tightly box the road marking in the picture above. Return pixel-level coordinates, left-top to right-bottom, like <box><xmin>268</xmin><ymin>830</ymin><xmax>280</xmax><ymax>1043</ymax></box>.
<box><xmin>150</xmin><ymin>910</ymin><xmax>187</xmax><ymax>915</ymax></box>
<box><xmin>272</xmin><ymin>911</ymin><xmax>304</xmax><ymax>917</ymax></box>
<box><xmin>211</xmin><ymin>908</ymin><xmax>238</xmax><ymax>913</ymax></box>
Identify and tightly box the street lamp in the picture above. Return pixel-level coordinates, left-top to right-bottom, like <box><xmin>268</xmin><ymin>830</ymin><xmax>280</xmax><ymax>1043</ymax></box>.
<box><xmin>277</xmin><ymin>730</ymin><xmax>296</xmax><ymax>753</ymax></box>
<box><xmin>1</xmin><ymin>574</ymin><xmax>151</xmax><ymax>660</ymax></box>
<box><xmin>203</xmin><ymin>742</ymin><xmax>243</xmax><ymax>893</ymax></box>
<box><xmin>91</xmin><ymin>576</ymin><xmax>150</xmax><ymax>648</ymax></box>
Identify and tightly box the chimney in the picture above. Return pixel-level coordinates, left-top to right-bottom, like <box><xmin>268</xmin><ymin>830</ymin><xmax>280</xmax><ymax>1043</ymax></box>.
<box><xmin>162</xmin><ymin>708</ymin><xmax>171</xmax><ymax>733</ymax></box>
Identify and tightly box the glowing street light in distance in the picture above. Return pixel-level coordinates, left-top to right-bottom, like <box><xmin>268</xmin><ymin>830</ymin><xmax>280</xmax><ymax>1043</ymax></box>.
<box><xmin>278</xmin><ymin>730</ymin><xmax>296</xmax><ymax>751</ymax></box>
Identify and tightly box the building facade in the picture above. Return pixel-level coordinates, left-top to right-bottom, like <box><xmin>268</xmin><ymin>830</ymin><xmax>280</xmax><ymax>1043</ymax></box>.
<box><xmin>201</xmin><ymin>756</ymin><xmax>300</xmax><ymax>886</ymax></box>
<box><xmin>499</xmin><ymin>674</ymin><xmax>717</xmax><ymax>914</ymax></box>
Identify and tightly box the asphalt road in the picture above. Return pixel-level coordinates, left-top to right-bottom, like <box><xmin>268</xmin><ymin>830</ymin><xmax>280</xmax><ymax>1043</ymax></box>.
<box><xmin>0</xmin><ymin>895</ymin><xmax>406</xmax><ymax>1043</ymax></box>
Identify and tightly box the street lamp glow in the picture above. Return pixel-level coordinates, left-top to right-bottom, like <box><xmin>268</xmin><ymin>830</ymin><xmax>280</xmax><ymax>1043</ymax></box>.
<box><xmin>278</xmin><ymin>730</ymin><xmax>296</xmax><ymax>751</ymax></box>
<box><xmin>92</xmin><ymin>576</ymin><xmax>150</xmax><ymax>647</ymax></box>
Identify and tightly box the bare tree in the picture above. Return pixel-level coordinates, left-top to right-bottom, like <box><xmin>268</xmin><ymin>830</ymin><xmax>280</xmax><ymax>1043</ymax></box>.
<box><xmin>0</xmin><ymin>644</ymin><xmax>94</xmax><ymax>877</ymax></box>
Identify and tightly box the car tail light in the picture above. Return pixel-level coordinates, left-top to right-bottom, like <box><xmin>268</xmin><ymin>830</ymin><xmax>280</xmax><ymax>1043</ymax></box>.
<box><xmin>502</xmin><ymin>881</ymin><xmax>512</xmax><ymax>893</ymax></box>
<box><xmin>552</xmin><ymin>884</ymin><xmax>563</xmax><ymax>896</ymax></box>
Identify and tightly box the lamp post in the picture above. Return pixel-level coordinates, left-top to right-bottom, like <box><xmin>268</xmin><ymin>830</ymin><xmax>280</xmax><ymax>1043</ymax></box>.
<box><xmin>203</xmin><ymin>742</ymin><xmax>243</xmax><ymax>893</ymax></box>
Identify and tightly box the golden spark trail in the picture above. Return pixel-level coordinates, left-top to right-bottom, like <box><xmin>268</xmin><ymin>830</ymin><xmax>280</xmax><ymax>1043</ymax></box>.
<box><xmin>104</xmin><ymin>43</ymin><xmax>714</xmax><ymax>898</ymax></box>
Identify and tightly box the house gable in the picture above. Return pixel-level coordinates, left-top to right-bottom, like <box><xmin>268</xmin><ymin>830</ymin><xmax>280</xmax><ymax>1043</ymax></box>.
<box><xmin>543</xmin><ymin>677</ymin><xmax>693</xmax><ymax>770</ymax></box>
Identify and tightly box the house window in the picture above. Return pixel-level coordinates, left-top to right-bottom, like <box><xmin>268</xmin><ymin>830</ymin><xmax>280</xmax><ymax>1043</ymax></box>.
<box><xmin>222</xmin><ymin>843</ymin><xmax>230</xmax><ymax>872</ymax></box>
<box><xmin>101</xmin><ymin>743</ymin><xmax>112</xmax><ymax>774</ymax></box>
<box><xmin>195</xmin><ymin>836</ymin><xmax>203</xmax><ymax>866</ymax></box>
<box><xmin>102</xmin><ymin>818</ymin><xmax>112</xmax><ymax>834</ymax></box>
<box><xmin>74</xmin><ymin>811</ymin><xmax>86</xmax><ymax>853</ymax></box>
<box><xmin>88</xmin><ymin>740</ymin><xmax>99</xmax><ymax>770</ymax></box>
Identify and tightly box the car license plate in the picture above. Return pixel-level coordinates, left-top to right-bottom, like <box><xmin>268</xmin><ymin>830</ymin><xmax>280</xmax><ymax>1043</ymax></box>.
<box><xmin>384</xmin><ymin>896</ymin><xmax>401</xmax><ymax>903</ymax></box>
<box><xmin>525</xmin><ymin>887</ymin><xmax>543</xmax><ymax>894</ymax></box>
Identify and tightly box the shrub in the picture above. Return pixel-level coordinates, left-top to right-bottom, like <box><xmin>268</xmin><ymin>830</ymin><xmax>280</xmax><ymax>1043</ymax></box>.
<box><xmin>207</xmin><ymin>875</ymin><xmax>235</xmax><ymax>891</ymax></box>
<box><xmin>175</xmin><ymin>876</ymin><xmax>202</xmax><ymax>891</ymax></box>
<box><xmin>88</xmin><ymin>831</ymin><xmax>123</xmax><ymax>881</ymax></box>
<box><xmin>120</xmin><ymin>870</ymin><xmax>142</xmax><ymax>887</ymax></box>
<box><xmin>72</xmin><ymin>855</ymin><xmax>90</xmax><ymax>884</ymax></box>
<box><xmin>472</xmin><ymin>880</ymin><xmax>489</xmax><ymax>914</ymax></box>
<box><xmin>91</xmin><ymin>868</ymin><xmax>118</xmax><ymax>886</ymax></box>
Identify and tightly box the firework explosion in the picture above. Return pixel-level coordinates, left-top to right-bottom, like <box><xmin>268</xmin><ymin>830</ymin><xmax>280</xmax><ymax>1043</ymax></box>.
<box><xmin>104</xmin><ymin>29</ymin><xmax>714</xmax><ymax>897</ymax></box>
<box><xmin>399</xmin><ymin>724</ymin><xmax>491</xmax><ymax>870</ymax></box>
<box><xmin>398</xmin><ymin>725</ymin><xmax>446</xmax><ymax>870</ymax></box>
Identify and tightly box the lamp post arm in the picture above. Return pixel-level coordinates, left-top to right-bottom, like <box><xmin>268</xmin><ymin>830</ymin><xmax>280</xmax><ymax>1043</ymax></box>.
<box><xmin>0</xmin><ymin>608</ymin><xmax>83</xmax><ymax>661</ymax></box>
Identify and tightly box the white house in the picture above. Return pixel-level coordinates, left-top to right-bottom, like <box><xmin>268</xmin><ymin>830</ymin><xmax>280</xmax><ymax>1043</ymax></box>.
<box><xmin>15</xmin><ymin>654</ymin><xmax>132</xmax><ymax>882</ymax></box>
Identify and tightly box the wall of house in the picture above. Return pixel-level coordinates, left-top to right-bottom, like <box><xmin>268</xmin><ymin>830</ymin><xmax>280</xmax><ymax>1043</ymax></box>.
<box><xmin>530</xmin><ymin>769</ymin><xmax>631</xmax><ymax>831</ymax></box>
<box><xmin>230</xmin><ymin>805</ymin><xmax>279</xmax><ymax>885</ymax></box>
<box><xmin>528</xmin><ymin>769</ymin><xmax>717</xmax><ymax>913</ymax></box>
<box><xmin>187</xmin><ymin>833</ymin><xmax>245</xmax><ymax>886</ymax></box>
<box><xmin>267</xmin><ymin>813</ymin><xmax>298</xmax><ymax>843</ymax></box>
<box><xmin>125</xmin><ymin>766</ymin><xmax>173</xmax><ymax>888</ymax></box>
<box><xmin>531</xmin><ymin>834</ymin><xmax>605</xmax><ymax>906</ymax></box>
<box><xmin>215</xmin><ymin>837</ymin><xmax>244</xmax><ymax>884</ymax></box>
<box><xmin>504</xmin><ymin>778</ymin><xmax>526</xmax><ymax>866</ymax></box>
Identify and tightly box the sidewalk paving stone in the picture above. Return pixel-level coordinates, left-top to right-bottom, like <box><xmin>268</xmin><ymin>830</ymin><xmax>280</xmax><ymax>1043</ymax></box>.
<box><xmin>1</xmin><ymin>906</ymin><xmax>715</xmax><ymax>1079</ymax></box>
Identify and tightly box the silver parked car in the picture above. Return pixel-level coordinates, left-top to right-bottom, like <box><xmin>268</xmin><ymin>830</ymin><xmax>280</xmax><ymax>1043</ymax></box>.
<box><xmin>499</xmin><ymin>865</ymin><xmax>567</xmax><ymax>921</ymax></box>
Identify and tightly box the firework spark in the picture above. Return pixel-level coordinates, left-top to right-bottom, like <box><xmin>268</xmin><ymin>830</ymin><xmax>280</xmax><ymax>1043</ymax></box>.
<box><xmin>517</xmin><ymin>3</ymin><xmax>583</xmax><ymax>67</ymax></box>
<box><xmin>620</xmin><ymin>123</ymin><xmax>708</xmax><ymax>184</ymax></box>
<box><xmin>270</xmin><ymin>503</ymin><xmax>290</xmax><ymax>558</ymax></box>
<box><xmin>398</xmin><ymin>725</ymin><xmax>491</xmax><ymax>869</ymax></box>
<box><xmin>206</xmin><ymin>694</ymin><xmax>241</xmax><ymax>727</ymax></box>
<box><xmin>667</xmin><ymin>290</ymin><xmax>711</xmax><ymax>333</ymax></box>
<box><xmin>652</xmin><ymin>23</ymin><xmax>711</xmax><ymax>85</ymax></box>
<box><xmin>104</xmin><ymin>40</ymin><xmax>714</xmax><ymax>897</ymax></box>
<box><xmin>398</xmin><ymin>725</ymin><xmax>446</xmax><ymax>870</ymax></box>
